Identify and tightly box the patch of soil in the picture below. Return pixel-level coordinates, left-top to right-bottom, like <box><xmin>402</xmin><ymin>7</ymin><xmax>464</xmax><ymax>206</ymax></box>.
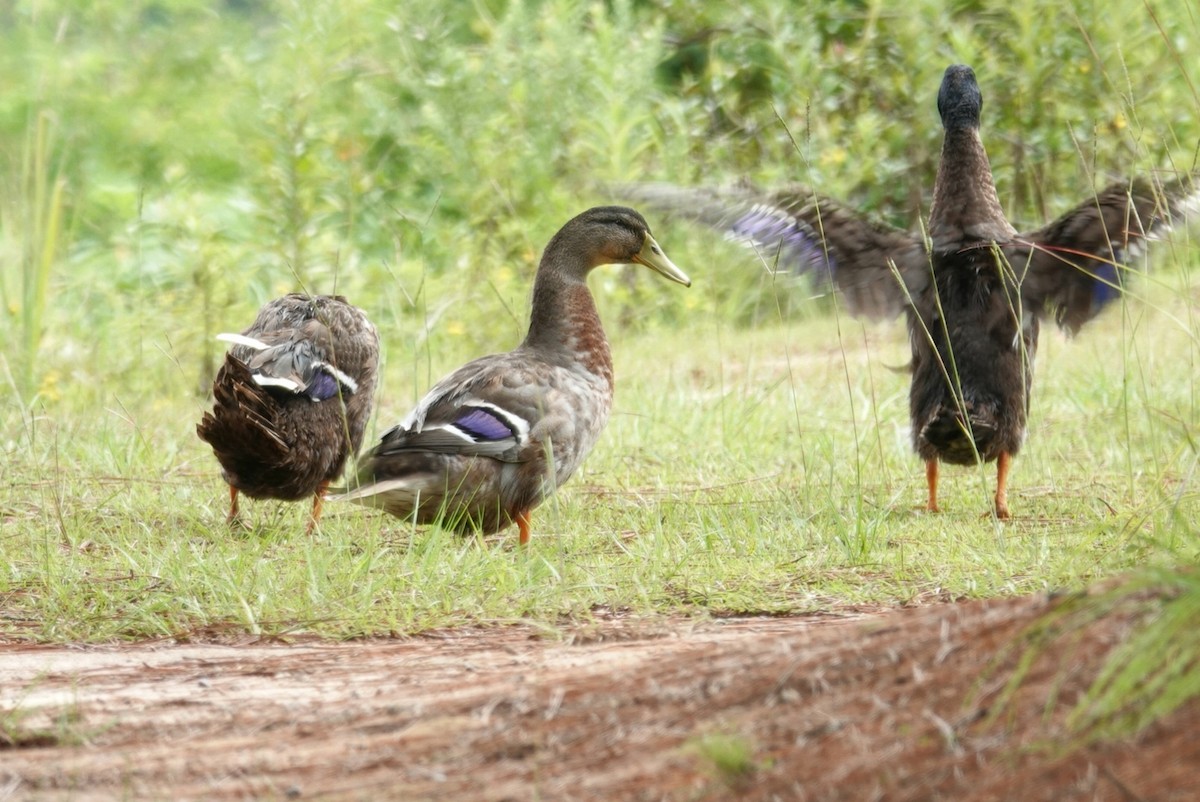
<box><xmin>1</xmin><ymin>594</ymin><xmax>1196</xmax><ymax>801</ymax></box>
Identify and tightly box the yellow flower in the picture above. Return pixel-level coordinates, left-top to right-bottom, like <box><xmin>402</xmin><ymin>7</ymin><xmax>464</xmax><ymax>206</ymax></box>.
<box><xmin>38</xmin><ymin>370</ymin><xmax>61</xmax><ymax>402</ymax></box>
<box><xmin>1112</xmin><ymin>112</ymin><xmax>1127</xmax><ymax>131</ymax></box>
<box><xmin>821</xmin><ymin>146</ymin><xmax>848</xmax><ymax>168</ymax></box>
<box><xmin>446</xmin><ymin>319</ymin><xmax>466</xmax><ymax>337</ymax></box>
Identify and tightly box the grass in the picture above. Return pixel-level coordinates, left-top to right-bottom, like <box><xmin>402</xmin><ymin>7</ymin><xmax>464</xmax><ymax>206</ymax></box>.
<box><xmin>687</xmin><ymin>731</ymin><xmax>761</xmax><ymax>788</ymax></box>
<box><xmin>1069</xmin><ymin>569</ymin><xmax>1200</xmax><ymax>738</ymax></box>
<box><xmin>0</xmin><ymin>109</ymin><xmax>68</xmax><ymax>401</ymax></box>
<box><xmin>2</xmin><ymin>255</ymin><xmax>1196</xmax><ymax>641</ymax></box>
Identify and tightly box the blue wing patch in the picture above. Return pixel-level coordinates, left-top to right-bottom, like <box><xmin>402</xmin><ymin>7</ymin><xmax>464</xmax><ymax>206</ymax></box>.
<box><xmin>1090</xmin><ymin>261</ymin><xmax>1121</xmax><ymax>311</ymax></box>
<box><xmin>456</xmin><ymin>407</ymin><xmax>517</xmax><ymax>442</ymax></box>
<box><xmin>306</xmin><ymin>370</ymin><xmax>341</xmax><ymax>402</ymax></box>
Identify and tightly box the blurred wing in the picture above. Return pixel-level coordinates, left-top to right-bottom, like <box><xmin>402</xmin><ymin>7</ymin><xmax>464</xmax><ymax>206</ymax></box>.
<box><xmin>1012</xmin><ymin>174</ymin><xmax>1198</xmax><ymax>334</ymax></box>
<box><xmin>618</xmin><ymin>182</ymin><xmax>927</xmax><ymax>320</ymax></box>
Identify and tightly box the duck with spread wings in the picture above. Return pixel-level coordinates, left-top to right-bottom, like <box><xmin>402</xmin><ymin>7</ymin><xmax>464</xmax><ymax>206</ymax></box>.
<box><xmin>626</xmin><ymin>64</ymin><xmax>1196</xmax><ymax>518</ymax></box>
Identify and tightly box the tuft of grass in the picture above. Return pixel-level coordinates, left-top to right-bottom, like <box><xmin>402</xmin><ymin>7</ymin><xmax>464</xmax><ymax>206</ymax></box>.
<box><xmin>1066</xmin><ymin>567</ymin><xmax>1200</xmax><ymax>739</ymax></box>
<box><xmin>0</xmin><ymin>692</ymin><xmax>90</xmax><ymax>751</ymax></box>
<box><xmin>985</xmin><ymin>565</ymin><xmax>1200</xmax><ymax>751</ymax></box>
<box><xmin>686</xmin><ymin>731</ymin><xmax>760</xmax><ymax>788</ymax></box>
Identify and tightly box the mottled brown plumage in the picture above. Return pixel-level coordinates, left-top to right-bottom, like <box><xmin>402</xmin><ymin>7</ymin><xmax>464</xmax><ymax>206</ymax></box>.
<box><xmin>335</xmin><ymin>207</ymin><xmax>690</xmax><ymax>545</ymax></box>
<box><xmin>624</xmin><ymin>64</ymin><xmax>1197</xmax><ymax>518</ymax></box>
<box><xmin>197</xmin><ymin>294</ymin><xmax>379</xmax><ymax>531</ymax></box>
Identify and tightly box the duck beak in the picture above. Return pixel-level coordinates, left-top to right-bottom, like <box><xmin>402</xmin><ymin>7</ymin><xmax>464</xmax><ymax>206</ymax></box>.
<box><xmin>633</xmin><ymin>232</ymin><xmax>691</xmax><ymax>287</ymax></box>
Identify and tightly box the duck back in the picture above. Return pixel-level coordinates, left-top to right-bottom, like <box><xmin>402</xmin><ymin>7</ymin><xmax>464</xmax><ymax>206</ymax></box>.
<box><xmin>909</xmin><ymin>249</ymin><xmax>1036</xmax><ymax>466</ymax></box>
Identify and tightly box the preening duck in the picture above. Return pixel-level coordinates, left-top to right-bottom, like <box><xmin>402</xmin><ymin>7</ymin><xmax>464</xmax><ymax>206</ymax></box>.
<box><xmin>197</xmin><ymin>293</ymin><xmax>379</xmax><ymax>532</ymax></box>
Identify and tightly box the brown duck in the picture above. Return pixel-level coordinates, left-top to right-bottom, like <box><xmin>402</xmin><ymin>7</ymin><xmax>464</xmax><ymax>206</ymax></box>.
<box><xmin>197</xmin><ymin>293</ymin><xmax>379</xmax><ymax>532</ymax></box>
<box><xmin>334</xmin><ymin>206</ymin><xmax>690</xmax><ymax>545</ymax></box>
<box><xmin>627</xmin><ymin>64</ymin><xmax>1196</xmax><ymax>518</ymax></box>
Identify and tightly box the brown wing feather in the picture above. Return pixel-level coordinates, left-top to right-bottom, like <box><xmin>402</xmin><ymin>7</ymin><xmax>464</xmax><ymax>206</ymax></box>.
<box><xmin>197</xmin><ymin>356</ymin><xmax>290</xmax><ymax>462</ymax></box>
<box><xmin>1010</xmin><ymin>174</ymin><xmax>1197</xmax><ymax>334</ymax></box>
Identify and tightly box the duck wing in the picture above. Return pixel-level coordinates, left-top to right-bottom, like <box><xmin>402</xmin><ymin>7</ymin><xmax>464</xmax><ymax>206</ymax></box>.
<box><xmin>1010</xmin><ymin>174</ymin><xmax>1198</xmax><ymax>334</ymax></box>
<box><xmin>219</xmin><ymin>318</ymin><xmax>360</xmax><ymax>402</ymax></box>
<box><xmin>197</xmin><ymin>355</ymin><xmax>290</xmax><ymax>459</ymax></box>
<box><xmin>618</xmin><ymin>182</ymin><xmax>927</xmax><ymax>320</ymax></box>
<box><xmin>369</xmin><ymin>354</ymin><xmax>540</xmax><ymax>463</ymax></box>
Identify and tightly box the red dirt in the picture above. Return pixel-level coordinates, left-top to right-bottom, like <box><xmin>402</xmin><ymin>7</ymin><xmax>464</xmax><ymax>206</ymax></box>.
<box><xmin>1</xmin><ymin>594</ymin><xmax>1197</xmax><ymax>801</ymax></box>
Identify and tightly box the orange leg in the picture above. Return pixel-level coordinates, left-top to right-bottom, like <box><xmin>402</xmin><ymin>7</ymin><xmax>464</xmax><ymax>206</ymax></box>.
<box><xmin>516</xmin><ymin>510</ymin><xmax>532</xmax><ymax>546</ymax></box>
<box><xmin>227</xmin><ymin>484</ymin><xmax>242</xmax><ymax>526</ymax></box>
<box><xmin>993</xmin><ymin>452</ymin><xmax>1012</xmax><ymax>520</ymax></box>
<box><xmin>306</xmin><ymin>481</ymin><xmax>330</xmax><ymax>535</ymax></box>
<box><xmin>925</xmin><ymin>459</ymin><xmax>940</xmax><ymax>513</ymax></box>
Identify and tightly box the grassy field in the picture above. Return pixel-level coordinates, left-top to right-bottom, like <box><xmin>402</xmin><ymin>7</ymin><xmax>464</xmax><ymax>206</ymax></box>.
<box><xmin>1</xmin><ymin>0</ymin><xmax>1198</xmax><ymax>653</ymax></box>
<box><xmin>4</xmin><ymin>254</ymin><xmax>1197</xmax><ymax>641</ymax></box>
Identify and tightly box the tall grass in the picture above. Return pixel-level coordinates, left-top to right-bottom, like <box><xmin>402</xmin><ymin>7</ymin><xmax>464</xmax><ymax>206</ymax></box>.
<box><xmin>0</xmin><ymin>110</ymin><xmax>68</xmax><ymax>402</ymax></box>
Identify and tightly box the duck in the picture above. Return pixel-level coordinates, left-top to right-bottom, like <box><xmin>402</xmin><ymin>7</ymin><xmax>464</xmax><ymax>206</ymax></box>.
<box><xmin>334</xmin><ymin>206</ymin><xmax>690</xmax><ymax>544</ymax></box>
<box><xmin>197</xmin><ymin>293</ymin><xmax>380</xmax><ymax>532</ymax></box>
<box><xmin>624</xmin><ymin>64</ymin><xmax>1197</xmax><ymax>518</ymax></box>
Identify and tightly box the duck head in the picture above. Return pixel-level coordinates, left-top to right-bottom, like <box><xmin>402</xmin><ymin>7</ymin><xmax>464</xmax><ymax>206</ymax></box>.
<box><xmin>937</xmin><ymin>64</ymin><xmax>984</xmax><ymax>132</ymax></box>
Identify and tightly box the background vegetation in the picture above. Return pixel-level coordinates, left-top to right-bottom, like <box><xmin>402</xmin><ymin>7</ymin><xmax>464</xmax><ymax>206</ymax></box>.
<box><xmin>2</xmin><ymin>0</ymin><xmax>1196</xmax><ymax>397</ymax></box>
<box><xmin>1</xmin><ymin>0</ymin><xmax>1197</xmax><ymax>705</ymax></box>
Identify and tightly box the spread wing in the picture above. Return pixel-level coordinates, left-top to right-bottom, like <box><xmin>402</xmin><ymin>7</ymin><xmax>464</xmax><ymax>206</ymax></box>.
<box><xmin>1010</xmin><ymin>174</ymin><xmax>1199</xmax><ymax>334</ymax></box>
<box><xmin>617</xmin><ymin>182</ymin><xmax>929</xmax><ymax>320</ymax></box>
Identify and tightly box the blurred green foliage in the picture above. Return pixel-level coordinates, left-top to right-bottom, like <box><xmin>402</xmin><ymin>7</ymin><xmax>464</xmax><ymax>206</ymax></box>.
<box><xmin>0</xmin><ymin>0</ymin><xmax>1195</xmax><ymax>402</ymax></box>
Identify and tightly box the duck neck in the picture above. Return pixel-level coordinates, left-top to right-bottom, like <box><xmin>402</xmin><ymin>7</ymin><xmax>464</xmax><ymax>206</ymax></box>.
<box><xmin>521</xmin><ymin>261</ymin><xmax>614</xmax><ymax>387</ymax></box>
<box><xmin>929</xmin><ymin>127</ymin><xmax>1015</xmax><ymax>252</ymax></box>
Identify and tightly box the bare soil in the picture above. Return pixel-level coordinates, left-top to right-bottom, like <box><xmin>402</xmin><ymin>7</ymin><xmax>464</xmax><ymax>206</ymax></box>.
<box><xmin>1</xmin><ymin>594</ymin><xmax>1197</xmax><ymax>801</ymax></box>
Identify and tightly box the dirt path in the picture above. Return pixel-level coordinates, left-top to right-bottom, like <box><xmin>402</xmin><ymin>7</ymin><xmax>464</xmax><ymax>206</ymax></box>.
<box><xmin>2</xmin><ymin>595</ymin><xmax>1197</xmax><ymax>801</ymax></box>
